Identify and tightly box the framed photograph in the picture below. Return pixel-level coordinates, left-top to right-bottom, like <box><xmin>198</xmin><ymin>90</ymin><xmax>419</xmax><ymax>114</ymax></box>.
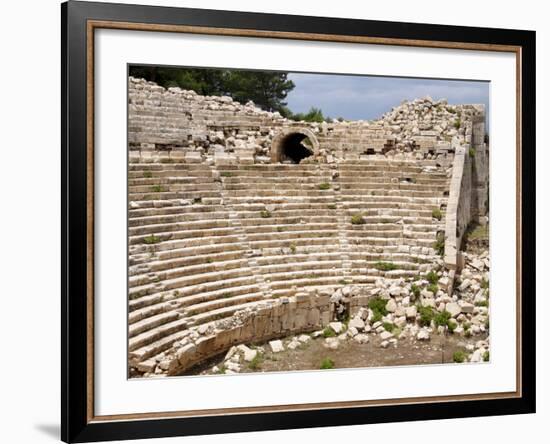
<box><xmin>61</xmin><ymin>1</ymin><xmax>536</xmax><ymax>442</ymax></box>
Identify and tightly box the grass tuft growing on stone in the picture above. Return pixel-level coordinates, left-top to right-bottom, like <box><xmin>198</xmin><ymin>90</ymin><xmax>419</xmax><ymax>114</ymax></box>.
<box><xmin>220</xmin><ymin>171</ymin><xmax>233</xmax><ymax>177</ymax></box>
<box><xmin>248</xmin><ymin>354</ymin><xmax>263</xmax><ymax>370</ymax></box>
<box><xmin>320</xmin><ymin>357</ymin><xmax>335</xmax><ymax>369</ymax></box>
<box><xmin>368</xmin><ymin>297</ymin><xmax>388</xmax><ymax>323</ymax></box>
<box><xmin>260</xmin><ymin>210</ymin><xmax>272</xmax><ymax>218</ymax></box>
<box><xmin>143</xmin><ymin>171</ymin><xmax>153</xmax><ymax>178</ymax></box>
<box><xmin>143</xmin><ymin>234</ymin><xmax>161</xmax><ymax>245</ymax></box>
<box><xmin>433</xmin><ymin>310</ymin><xmax>452</xmax><ymax>327</ymax></box>
<box><xmin>426</xmin><ymin>270</ymin><xmax>439</xmax><ymax>285</ymax></box>
<box><xmin>453</xmin><ymin>350</ymin><xmax>467</xmax><ymax>363</ymax></box>
<box><xmin>411</xmin><ymin>283</ymin><xmax>421</xmax><ymax>299</ymax></box>
<box><xmin>318</xmin><ymin>182</ymin><xmax>331</xmax><ymax>190</ymax></box>
<box><xmin>350</xmin><ymin>214</ymin><xmax>365</xmax><ymax>225</ymax></box>
<box><xmin>151</xmin><ymin>184</ymin><xmax>167</xmax><ymax>193</ymax></box>
<box><xmin>432</xmin><ymin>208</ymin><xmax>442</xmax><ymax>220</ymax></box>
<box><xmin>383</xmin><ymin>322</ymin><xmax>395</xmax><ymax>332</ymax></box>
<box><xmin>418</xmin><ymin>305</ymin><xmax>435</xmax><ymax>327</ymax></box>
<box><xmin>483</xmin><ymin>351</ymin><xmax>490</xmax><ymax>362</ymax></box>
<box><xmin>433</xmin><ymin>232</ymin><xmax>445</xmax><ymax>256</ymax></box>
<box><xmin>374</xmin><ymin>261</ymin><xmax>398</xmax><ymax>271</ymax></box>
<box><xmin>322</xmin><ymin>327</ymin><xmax>336</xmax><ymax>338</ymax></box>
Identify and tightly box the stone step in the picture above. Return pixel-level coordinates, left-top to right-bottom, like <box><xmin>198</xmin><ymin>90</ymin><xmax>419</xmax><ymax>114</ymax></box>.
<box><xmin>130</xmin><ymin>283</ymin><xmax>263</xmax><ymax>316</ymax></box>
<box><xmin>129</xmin><ymin>231</ymin><xmax>243</xmax><ymax>251</ymax></box>
<box><xmin>257</xmin><ymin>259</ymin><xmax>342</xmax><ymax>275</ymax></box>
<box><xmin>129</xmin><ymin>221</ymin><xmax>233</xmax><ymax>237</ymax></box>
<box><xmin>181</xmin><ymin>292</ymin><xmax>265</xmax><ymax>317</ymax></box>
<box><xmin>129</xmin><ymin>258</ymin><xmax>249</xmax><ymax>287</ymax></box>
<box><xmin>129</xmin><ymin>311</ymin><xmax>180</xmax><ymax>337</ymax></box>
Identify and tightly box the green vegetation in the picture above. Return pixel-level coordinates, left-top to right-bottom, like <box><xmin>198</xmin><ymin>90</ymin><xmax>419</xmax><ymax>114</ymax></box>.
<box><xmin>318</xmin><ymin>182</ymin><xmax>331</xmax><ymax>190</ymax></box>
<box><xmin>374</xmin><ymin>261</ymin><xmax>398</xmax><ymax>272</ymax></box>
<box><xmin>322</xmin><ymin>327</ymin><xmax>336</xmax><ymax>338</ymax></box>
<box><xmin>291</xmin><ymin>107</ymin><xmax>329</xmax><ymax>123</ymax></box>
<box><xmin>248</xmin><ymin>354</ymin><xmax>263</xmax><ymax>370</ymax></box>
<box><xmin>483</xmin><ymin>351</ymin><xmax>490</xmax><ymax>362</ymax></box>
<box><xmin>481</xmin><ymin>278</ymin><xmax>489</xmax><ymax>289</ymax></box>
<box><xmin>433</xmin><ymin>232</ymin><xmax>445</xmax><ymax>256</ymax></box>
<box><xmin>432</xmin><ymin>208</ymin><xmax>442</xmax><ymax>220</ymax></box>
<box><xmin>143</xmin><ymin>234</ymin><xmax>161</xmax><ymax>245</ymax></box>
<box><xmin>220</xmin><ymin>171</ymin><xmax>233</xmax><ymax>177</ymax></box>
<box><xmin>453</xmin><ymin>350</ymin><xmax>467</xmax><ymax>363</ymax></box>
<box><xmin>410</xmin><ymin>283</ymin><xmax>421</xmax><ymax>299</ymax></box>
<box><xmin>454</xmin><ymin>119</ymin><xmax>461</xmax><ymax>129</ymax></box>
<box><xmin>427</xmin><ymin>283</ymin><xmax>439</xmax><ymax>295</ymax></box>
<box><xmin>469</xmin><ymin>147</ymin><xmax>476</xmax><ymax>157</ymax></box>
<box><xmin>289</xmin><ymin>243</ymin><xmax>297</xmax><ymax>254</ymax></box>
<box><xmin>260</xmin><ymin>210</ymin><xmax>272</xmax><ymax>218</ymax></box>
<box><xmin>351</xmin><ymin>214</ymin><xmax>365</xmax><ymax>225</ymax></box>
<box><xmin>418</xmin><ymin>305</ymin><xmax>435</xmax><ymax>327</ymax></box>
<box><xmin>320</xmin><ymin>357</ymin><xmax>335</xmax><ymax>369</ymax></box>
<box><xmin>426</xmin><ymin>270</ymin><xmax>439</xmax><ymax>285</ymax></box>
<box><xmin>193</xmin><ymin>197</ymin><xmax>202</xmax><ymax>204</ymax></box>
<box><xmin>475</xmin><ymin>300</ymin><xmax>489</xmax><ymax>307</ymax></box>
<box><xmin>143</xmin><ymin>171</ymin><xmax>153</xmax><ymax>178</ymax></box>
<box><xmin>383</xmin><ymin>322</ymin><xmax>395</xmax><ymax>332</ymax></box>
<box><xmin>368</xmin><ymin>297</ymin><xmax>388</xmax><ymax>323</ymax></box>
<box><xmin>327</xmin><ymin>204</ymin><xmax>337</xmax><ymax>210</ymax></box>
<box><xmin>277</xmin><ymin>226</ymin><xmax>285</xmax><ymax>232</ymax></box>
<box><xmin>151</xmin><ymin>184</ymin><xmax>167</xmax><ymax>193</ymax></box>
<box><xmin>433</xmin><ymin>310</ymin><xmax>452</xmax><ymax>328</ymax></box>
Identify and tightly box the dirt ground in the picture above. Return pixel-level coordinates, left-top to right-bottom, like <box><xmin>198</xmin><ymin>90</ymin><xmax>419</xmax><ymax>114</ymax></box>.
<box><xmin>187</xmin><ymin>332</ymin><xmax>487</xmax><ymax>376</ymax></box>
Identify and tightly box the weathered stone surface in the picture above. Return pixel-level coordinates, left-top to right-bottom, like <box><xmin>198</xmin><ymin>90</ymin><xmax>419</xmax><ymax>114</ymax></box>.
<box><xmin>269</xmin><ymin>340</ymin><xmax>284</xmax><ymax>353</ymax></box>
<box><xmin>446</xmin><ymin>302</ymin><xmax>461</xmax><ymax>318</ymax></box>
<box><xmin>417</xmin><ymin>329</ymin><xmax>431</xmax><ymax>340</ymax></box>
<box><xmin>329</xmin><ymin>322</ymin><xmax>344</xmax><ymax>334</ymax></box>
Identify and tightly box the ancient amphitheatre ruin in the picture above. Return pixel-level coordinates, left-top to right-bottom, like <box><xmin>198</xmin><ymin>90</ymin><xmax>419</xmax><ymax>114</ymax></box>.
<box><xmin>127</xmin><ymin>76</ymin><xmax>490</xmax><ymax>378</ymax></box>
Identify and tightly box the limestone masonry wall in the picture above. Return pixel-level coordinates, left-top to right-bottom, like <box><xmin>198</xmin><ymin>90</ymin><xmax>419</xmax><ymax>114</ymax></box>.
<box><xmin>127</xmin><ymin>77</ymin><xmax>489</xmax><ymax>377</ymax></box>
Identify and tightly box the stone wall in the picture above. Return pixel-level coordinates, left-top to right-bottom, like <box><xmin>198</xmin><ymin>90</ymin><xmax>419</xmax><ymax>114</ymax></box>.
<box><xmin>128</xmin><ymin>77</ymin><xmax>486</xmax><ymax>169</ymax></box>
<box><xmin>133</xmin><ymin>286</ymin><xmax>373</xmax><ymax>376</ymax></box>
<box><xmin>443</xmin><ymin>111</ymin><xmax>488</xmax><ymax>276</ymax></box>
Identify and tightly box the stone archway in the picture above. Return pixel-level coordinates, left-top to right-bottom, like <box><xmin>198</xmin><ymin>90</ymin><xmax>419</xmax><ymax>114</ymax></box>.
<box><xmin>271</xmin><ymin>128</ymin><xmax>320</xmax><ymax>163</ymax></box>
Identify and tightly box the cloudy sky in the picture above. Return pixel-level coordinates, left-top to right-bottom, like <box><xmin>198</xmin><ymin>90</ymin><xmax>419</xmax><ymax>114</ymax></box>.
<box><xmin>285</xmin><ymin>73</ymin><xmax>489</xmax><ymax>121</ymax></box>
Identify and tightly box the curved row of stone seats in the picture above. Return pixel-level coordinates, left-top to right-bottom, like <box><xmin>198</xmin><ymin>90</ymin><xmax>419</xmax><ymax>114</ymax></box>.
<box><xmin>128</xmin><ymin>162</ymin><xmax>271</xmax><ymax>370</ymax></box>
<box><xmin>336</xmin><ymin>160</ymin><xmax>448</xmax><ymax>282</ymax></box>
<box><xmin>127</xmin><ymin>157</ymin><xmax>452</xmax><ymax>375</ymax></box>
<box><xmin>217</xmin><ymin>164</ymin><xmax>345</xmax><ymax>298</ymax></box>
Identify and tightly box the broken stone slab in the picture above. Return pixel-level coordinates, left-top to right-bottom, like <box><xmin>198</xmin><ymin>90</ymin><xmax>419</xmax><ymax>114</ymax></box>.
<box><xmin>269</xmin><ymin>339</ymin><xmax>284</xmax><ymax>353</ymax></box>
<box><xmin>349</xmin><ymin>317</ymin><xmax>365</xmax><ymax>330</ymax></box>
<box><xmin>460</xmin><ymin>301</ymin><xmax>475</xmax><ymax>314</ymax></box>
<box><xmin>324</xmin><ymin>337</ymin><xmax>340</xmax><ymax>350</ymax></box>
<box><xmin>237</xmin><ymin>344</ymin><xmax>257</xmax><ymax>362</ymax></box>
<box><xmin>445</xmin><ymin>302</ymin><xmax>461</xmax><ymax>318</ymax></box>
<box><xmin>329</xmin><ymin>321</ymin><xmax>344</xmax><ymax>334</ymax></box>
<box><xmin>405</xmin><ymin>306</ymin><xmax>417</xmax><ymax>319</ymax></box>
<box><xmin>380</xmin><ymin>330</ymin><xmax>394</xmax><ymax>340</ymax></box>
<box><xmin>417</xmin><ymin>329</ymin><xmax>431</xmax><ymax>340</ymax></box>
<box><xmin>385</xmin><ymin>299</ymin><xmax>397</xmax><ymax>313</ymax></box>
<box><xmin>354</xmin><ymin>334</ymin><xmax>369</xmax><ymax>344</ymax></box>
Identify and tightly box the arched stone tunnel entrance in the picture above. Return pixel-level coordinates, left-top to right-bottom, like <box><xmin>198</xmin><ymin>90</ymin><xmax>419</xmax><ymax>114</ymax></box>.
<box><xmin>271</xmin><ymin>128</ymin><xmax>320</xmax><ymax>163</ymax></box>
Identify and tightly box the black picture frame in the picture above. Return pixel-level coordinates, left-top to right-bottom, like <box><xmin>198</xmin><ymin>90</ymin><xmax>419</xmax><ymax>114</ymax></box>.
<box><xmin>61</xmin><ymin>1</ymin><xmax>536</xmax><ymax>442</ymax></box>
